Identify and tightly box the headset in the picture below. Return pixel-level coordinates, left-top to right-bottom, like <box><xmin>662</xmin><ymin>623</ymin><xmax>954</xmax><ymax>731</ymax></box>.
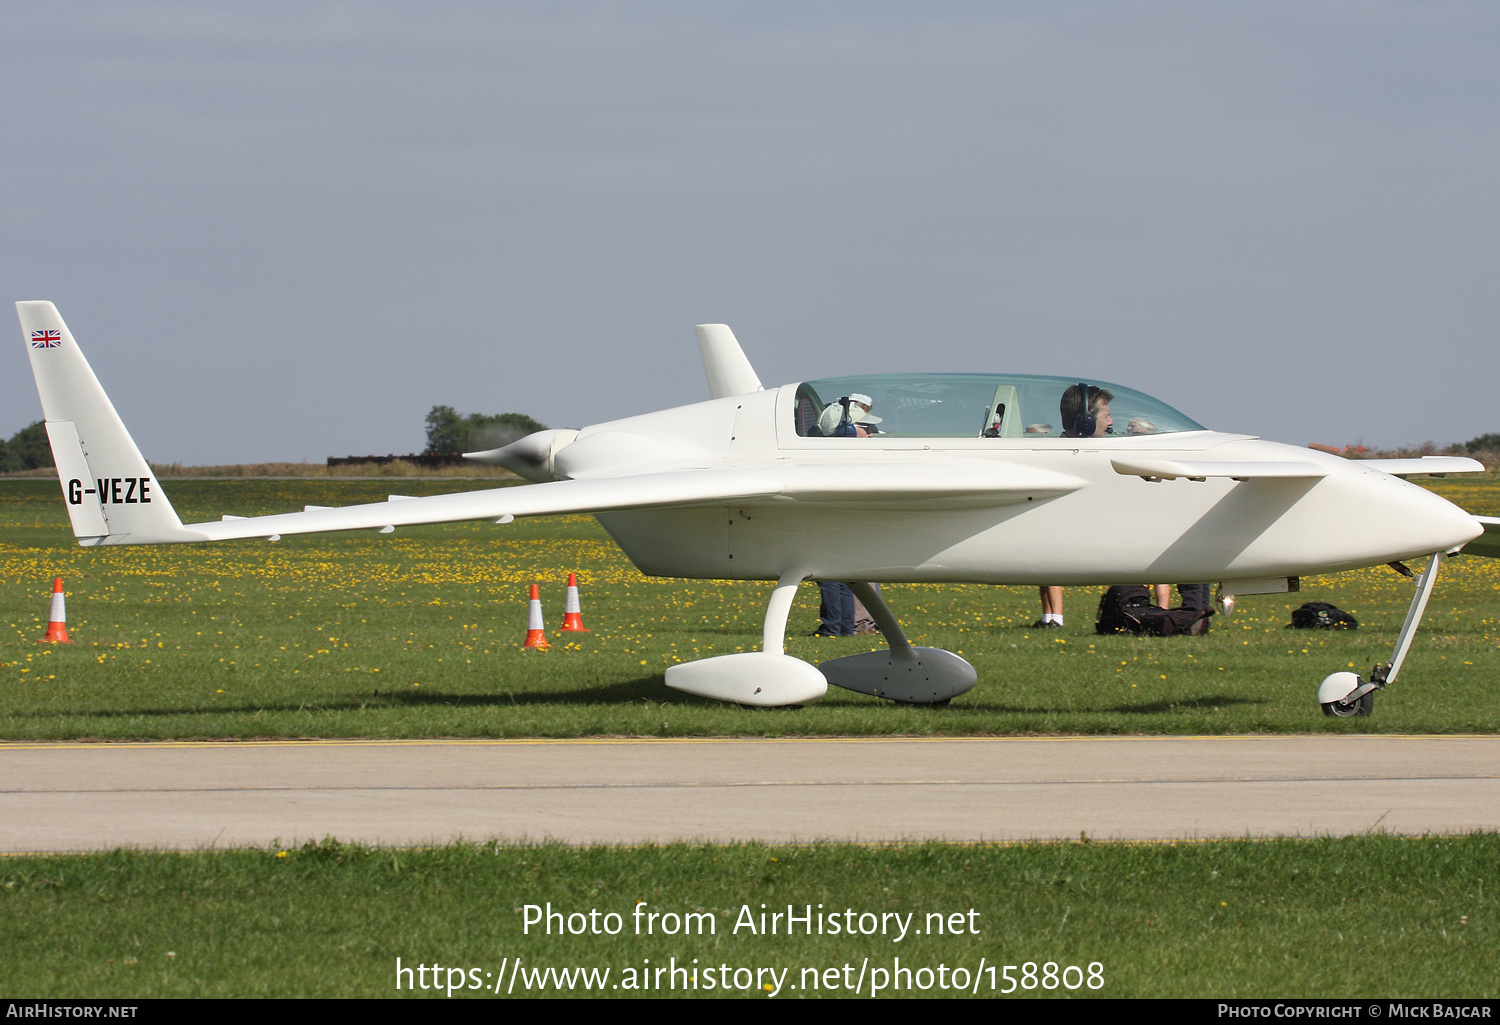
<box><xmin>834</xmin><ymin>396</ymin><xmax>856</xmax><ymax>438</ymax></box>
<box><xmin>1071</xmin><ymin>383</ymin><xmax>1095</xmax><ymax>438</ymax></box>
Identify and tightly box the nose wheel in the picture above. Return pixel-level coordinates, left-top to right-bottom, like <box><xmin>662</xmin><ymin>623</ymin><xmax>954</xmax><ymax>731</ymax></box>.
<box><xmin>1321</xmin><ymin>691</ymin><xmax>1374</xmax><ymax>717</ymax></box>
<box><xmin>1315</xmin><ymin>552</ymin><xmax>1444</xmax><ymax>718</ymax></box>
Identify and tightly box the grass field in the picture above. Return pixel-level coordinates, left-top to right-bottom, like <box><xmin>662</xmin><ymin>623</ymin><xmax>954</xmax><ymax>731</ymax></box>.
<box><xmin>3</xmin><ymin>477</ymin><xmax>1496</xmax><ymax>1001</ymax></box>
<box><xmin>3</xmin><ymin>835</ymin><xmax>1494</xmax><ymax>998</ymax></box>
<box><xmin>2</xmin><ymin>476</ymin><xmax>1498</xmax><ymax>739</ymax></box>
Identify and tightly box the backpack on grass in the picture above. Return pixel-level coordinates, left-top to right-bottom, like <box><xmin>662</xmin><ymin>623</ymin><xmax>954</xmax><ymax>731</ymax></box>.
<box><xmin>1096</xmin><ymin>586</ymin><xmax>1213</xmax><ymax>637</ymax></box>
<box><xmin>1140</xmin><ymin>606</ymin><xmax>1213</xmax><ymax>637</ymax></box>
<box><xmin>1287</xmin><ymin>601</ymin><xmax>1358</xmax><ymax>630</ymax></box>
<box><xmin>1096</xmin><ymin>585</ymin><xmax>1153</xmax><ymax>634</ymax></box>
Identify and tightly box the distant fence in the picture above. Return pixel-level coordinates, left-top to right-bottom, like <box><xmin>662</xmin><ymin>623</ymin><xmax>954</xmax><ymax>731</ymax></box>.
<box><xmin>326</xmin><ymin>453</ymin><xmax>468</xmax><ymax>469</ymax></box>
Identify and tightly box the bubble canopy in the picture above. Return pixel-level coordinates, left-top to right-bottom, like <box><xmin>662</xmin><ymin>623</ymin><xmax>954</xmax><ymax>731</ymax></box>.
<box><xmin>793</xmin><ymin>374</ymin><xmax>1205</xmax><ymax>439</ymax></box>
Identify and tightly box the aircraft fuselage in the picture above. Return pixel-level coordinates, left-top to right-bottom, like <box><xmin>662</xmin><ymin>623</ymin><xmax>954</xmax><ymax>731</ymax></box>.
<box><xmin>564</xmin><ymin>385</ymin><xmax>1478</xmax><ymax>585</ymax></box>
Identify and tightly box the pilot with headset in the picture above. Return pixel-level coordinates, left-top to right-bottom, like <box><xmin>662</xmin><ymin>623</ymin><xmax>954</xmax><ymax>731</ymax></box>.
<box><xmin>1035</xmin><ymin>383</ymin><xmax>1115</xmax><ymax>628</ymax></box>
<box><xmin>1058</xmin><ymin>383</ymin><xmax>1208</xmax><ymax>622</ymax></box>
<box><xmin>1060</xmin><ymin>382</ymin><xmax>1114</xmax><ymax>439</ymax></box>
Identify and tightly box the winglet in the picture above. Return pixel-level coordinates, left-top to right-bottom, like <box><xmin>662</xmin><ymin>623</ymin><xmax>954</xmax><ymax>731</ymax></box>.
<box><xmin>694</xmin><ymin>324</ymin><xmax>763</xmax><ymax>399</ymax></box>
<box><xmin>17</xmin><ymin>301</ymin><xmax>199</xmax><ymax>545</ymax></box>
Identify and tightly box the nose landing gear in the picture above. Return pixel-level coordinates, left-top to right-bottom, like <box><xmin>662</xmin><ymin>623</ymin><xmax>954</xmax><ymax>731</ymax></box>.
<box><xmin>1317</xmin><ymin>666</ymin><xmax>1383</xmax><ymax>717</ymax></box>
<box><xmin>1316</xmin><ymin>552</ymin><xmax>1444</xmax><ymax>717</ymax></box>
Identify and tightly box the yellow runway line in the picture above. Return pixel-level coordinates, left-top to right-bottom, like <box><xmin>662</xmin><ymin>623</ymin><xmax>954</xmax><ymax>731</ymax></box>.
<box><xmin>0</xmin><ymin>732</ymin><xmax>1493</xmax><ymax>752</ymax></box>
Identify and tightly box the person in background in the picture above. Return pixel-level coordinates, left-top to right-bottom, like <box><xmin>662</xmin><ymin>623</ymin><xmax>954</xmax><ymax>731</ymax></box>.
<box><xmin>1154</xmin><ymin>583</ymin><xmax>1211</xmax><ymax>609</ymax></box>
<box><xmin>815</xmin><ymin>582</ymin><xmax>856</xmax><ymax>637</ymax></box>
<box><xmin>1177</xmin><ymin>583</ymin><xmax>1210</xmax><ymax>610</ymax></box>
<box><xmin>1034</xmin><ymin>585</ymin><xmax>1064</xmax><ymax>629</ymax></box>
<box><xmin>852</xmin><ymin>584</ymin><xmax>882</xmax><ymax>634</ymax></box>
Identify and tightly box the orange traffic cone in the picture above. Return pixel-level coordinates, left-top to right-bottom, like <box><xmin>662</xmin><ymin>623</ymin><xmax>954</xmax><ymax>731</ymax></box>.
<box><xmin>560</xmin><ymin>572</ymin><xmax>590</xmax><ymax>632</ymax></box>
<box><xmin>39</xmin><ymin>577</ymin><xmax>73</xmax><ymax>644</ymax></box>
<box><xmin>523</xmin><ymin>584</ymin><xmax>549</xmax><ymax>649</ymax></box>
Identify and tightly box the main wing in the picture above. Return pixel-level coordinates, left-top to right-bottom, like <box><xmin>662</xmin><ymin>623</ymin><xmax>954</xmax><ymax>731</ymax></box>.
<box><xmin>190</xmin><ymin>458</ymin><xmax>1082</xmax><ymax>543</ymax></box>
<box><xmin>19</xmin><ymin>301</ymin><xmax>1084</xmax><ymax>546</ymax></box>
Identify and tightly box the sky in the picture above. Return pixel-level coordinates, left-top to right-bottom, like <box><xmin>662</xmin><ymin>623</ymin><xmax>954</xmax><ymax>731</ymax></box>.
<box><xmin>3</xmin><ymin>2</ymin><xmax>1497</xmax><ymax>463</ymax></box>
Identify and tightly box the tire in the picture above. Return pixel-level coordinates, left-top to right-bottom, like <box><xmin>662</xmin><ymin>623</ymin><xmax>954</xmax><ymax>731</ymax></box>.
<box><xmin>1321</xmin><ymin>692</ymin><xmax>1374</xmax><ymax>717</ymax></box>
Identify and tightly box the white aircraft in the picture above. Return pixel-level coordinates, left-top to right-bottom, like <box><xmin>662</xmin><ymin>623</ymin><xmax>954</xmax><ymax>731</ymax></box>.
<box><xmin>19</xmin><ymin>301</ymin><xmax>1500</xmax><ymax>715</ymax></box>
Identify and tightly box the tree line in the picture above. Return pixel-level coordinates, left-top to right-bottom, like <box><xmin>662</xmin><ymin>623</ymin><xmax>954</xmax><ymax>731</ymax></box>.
<box><xmin>422</xmin><ymin>406</ymin><xmax>547</xmax><ymax>456</ymax></box>
<box><xmin>0</xmin><ymin>422</ymin><xmax>52</xmax><ymax>473</ymax></box>
<box><xmin>0</xmin><ymin>407</ymin><xmax>549</xmax><ymax>473</ymax></box>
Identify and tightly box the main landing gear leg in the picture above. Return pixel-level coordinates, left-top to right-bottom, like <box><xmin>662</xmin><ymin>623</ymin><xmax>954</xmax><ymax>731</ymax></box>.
<box><xmin>1317</xmin><ymin>552</ymin><xmax>1444</xmax><ymax>717</ymax></box>
<box><xmin>817</xmin><ymin>582</ymin><xmax>978</xmax><ymax>704</ymax></box>
<box><xmin>664</xmin><ymin>568</ymin><xmax>828</xmax><ymax>707</ymax></box>
<box><xmin>761</xmin><ymin>569</ymin><xmax>803</xmax><ymax>655</ymax></box>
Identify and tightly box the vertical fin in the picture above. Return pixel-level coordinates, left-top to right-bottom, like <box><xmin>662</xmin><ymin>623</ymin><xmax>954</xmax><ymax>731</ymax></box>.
<box><xmin>18</xmin><ymin>301</ymin><xmax>194</xmax><ymax>544</ymax></box>
<box><xmin>695</xmin><ymin>324</ymin><xmax>764</xmax><ymax>399</ymax></box>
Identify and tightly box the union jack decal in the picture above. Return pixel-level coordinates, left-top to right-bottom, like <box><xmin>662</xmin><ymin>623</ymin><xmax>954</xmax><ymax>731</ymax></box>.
<box><xmin>31</xmin><ymin>330</ymin><xmax>61</xmax><ymax>348</ymax></box>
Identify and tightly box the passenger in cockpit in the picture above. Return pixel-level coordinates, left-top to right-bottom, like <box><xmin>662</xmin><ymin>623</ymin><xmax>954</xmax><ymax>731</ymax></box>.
<box><xmin>817</xmin><ymin>393</ymin><xmax>882</xmax><ymax>438</ymax></box>
<box><xmin>1060</xmin><ymin>383</ymin><xmax>1114</xmax><ymax>439</ymax></box>
<box><xmin>812</xmin><ymin>394</ymin><xmax>879</xmax><ymax>634</ymax></box>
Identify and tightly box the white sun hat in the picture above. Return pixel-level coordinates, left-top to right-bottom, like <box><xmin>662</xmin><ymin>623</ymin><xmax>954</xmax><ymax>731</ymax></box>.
<box><xmin>846</xmin><ymin>393</ymin><xmax>882</xmax><ymax>423</ymax></box>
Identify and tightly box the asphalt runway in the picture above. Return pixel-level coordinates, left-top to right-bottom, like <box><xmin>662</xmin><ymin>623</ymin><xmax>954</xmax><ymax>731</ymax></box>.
<box><xmin>2</xmin><ymin>735</ymin><xmax>1497</xmax><ymax>853</ymax></box>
